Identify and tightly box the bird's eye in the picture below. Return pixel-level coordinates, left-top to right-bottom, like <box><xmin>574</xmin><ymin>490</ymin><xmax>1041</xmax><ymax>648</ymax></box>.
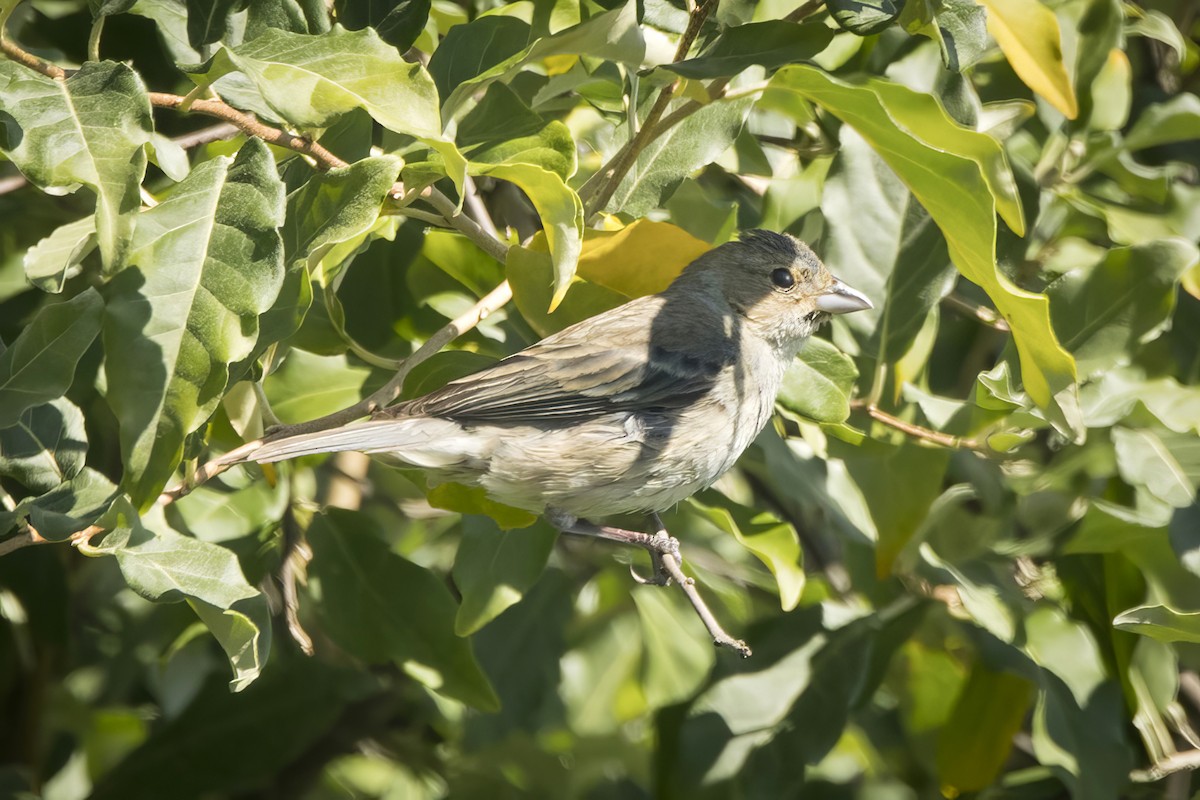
<box><xmin>771</xmin><ymin>268</ymin><xmax>796</xmax><ymax>290</ymax></box>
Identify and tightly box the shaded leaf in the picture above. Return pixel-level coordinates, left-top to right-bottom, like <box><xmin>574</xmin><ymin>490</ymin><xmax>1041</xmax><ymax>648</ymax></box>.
<box><xmin>307</xmin><ymin>508</ymin><xmax>500</xmax><ymax>710</ymax></box>
<box><xmin>829</xmin><ymin>0</ymin><xmax>901</xmax><ymax>35</ymax></box>
<box><xmin>22</xmin><ymin>467</ymin><xmax>120</xmax><ymax>540</ymax></box>
<box><xmin>452</xmin><ymin>516</ymin><xmax>558</xmax><ymax>636</ymax></box>
<box><xmin>334</xmin><ymin>0</ymin><xmax>429</xmax><ymax>51</ymax></box>
<box><xmin>0</xmin><ymin>398</ymin><xmax>87</xmax><ymax>494</ymax></box>
<box><xmin>633</xmin><ymin>588</ymin><xmax>715</xmax><ymax>707</ymax></box>
<box><xmin>88</xmin><ymin>658</ymin><xmax>363</xmax><ymax>800</ymax></box>
<box><xmin>778</xmin><ymin>336</ymin><xmax>859</xmax><ymax>425</ymax></box>
<box><xmin>95</xmin><ymin>498</ymin><xmax>271</xmax><ymax>690</ymax></box>
<box><xmin>1112</xmin><ymin>427</ymin><xmax>1195</xmax><ymax>509</ymax></box>
<box><xmin>0</xmin><ymin>61</ymin><xmax>152</xmax><ymax>270</ymax></box>
<box><xmin>937</xmin><ymin>665</ymin><xmax>1034</xmax><ymax>792</ymax></box>
<box><xmin>433</xmin><ymin>2</ymin><xmax>644</xmax><ymax>117</ymax></box>
<box><xmin>1048</xmin><ymin>239</ymin><xmax>1198</xmax><ymax>377</ymax></box>
<box><xmin>0</xmin><ymin>288</ymin><xmax>103</xmax><ymax>429</ymax></box>
<box><xmin>665</xmin><ymin>21</ymin><xmax>833</xmax><ymax>79</ymax></box>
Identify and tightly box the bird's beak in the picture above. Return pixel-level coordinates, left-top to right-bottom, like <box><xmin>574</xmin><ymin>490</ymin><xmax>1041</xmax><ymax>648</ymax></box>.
<box><xmin>815</xmin><ymin>278</ymin><xmax>873</xmax><ymax>314</ymax></box>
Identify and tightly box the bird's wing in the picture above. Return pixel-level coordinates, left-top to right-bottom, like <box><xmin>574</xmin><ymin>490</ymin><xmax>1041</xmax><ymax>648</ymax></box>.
<box><xmin>393</xmin><ymin>297</ymin><xmax>733</xmax><ymax>423</ymax></box>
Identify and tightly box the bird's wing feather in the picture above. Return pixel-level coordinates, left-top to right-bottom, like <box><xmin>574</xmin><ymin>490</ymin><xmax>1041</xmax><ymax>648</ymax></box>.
<box><xmin>393</xmin><ymin>297</ymin><xmax>733</xmax><ymax>423</ymax></box>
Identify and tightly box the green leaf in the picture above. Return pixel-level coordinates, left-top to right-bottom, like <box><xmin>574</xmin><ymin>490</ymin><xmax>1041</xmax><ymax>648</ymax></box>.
<box><xmin>901</xmin><ymin>0</ymin><xmax>989</xmax><ymax>73</ymax></box>
<box><xmin>426</xmin><ymin>482</ymin><xmax>538</xmax><ymax>531</ymax></box>
<box><xmin>606</xmin><ymin>93</ymin><xmax>755</xmax><ymax>218</ymax></box>
<box><xmin>771</xmin><ymin>66</ymin><xmax>1080</xmax><ymax>434</ymax></box>
<box><xmin>977</xmin><ymin>0</ymin><xmax>1077</xmax><ymax>118</ymax></box>
<box><xmin>470</xmin><ymin>162</ymin><xmax>582</xmax><ymax>309</ymax></box>
<box><xmin>821</xmin><ymin>127</ymin><xmax>954</xmax><ymax>376</ymax></box>
<box><xmin>936</xmin><ymin>665</ymin><xmax>1034</xmax><ymax>792</ymax></box>
<box><xmin>690</xmin><ymin>491</ymin><xmax>805</xmax><ymax>611</ymax></box>
<box><xmin>189</xmin><ymin>26</ymin><xmax>465</xmax><ymax>190</ymax></box>
<box><xmin>0</xmin><ymin>61</ymin><xmax>152</xmax><ymax>272</ymax></box>
<box><xmin>1114</xmin><ymin>604</ymin><xmax>1200</xmax><ymax>644</ymax></box>
<box><xmin>778</xmin><ymin>337</ymin><xmax>860</xmax><ymax>425</ymax></box>
<box><xmin>262</xmin><ymin>350</ymin><xmax>374</xmax><ymax>424</ymax></box>
<box><xmin>306</xmin><ymin>508</ymin><xmax>500</xmax><ymax>710</ymax></box>
<box><xmin>828</xmin><ymin>0</ymin><xmax>902</xmax><ymax>35</ymax></box>
<box><xmin>664</xmin><ymin>21</ymin><xmax>834</xmax><ymax>79</ymax></box>
<box><xmin>460</xmin><ymin>84</ymin><xmax>577</xmax><ymax>180</ymax></box>
<box><xmin>836</xmin><ymin>439</ymin><xmax>950</xmax><ymax>576</ymax></box>
<box><xmin>0</xmin><ymin>398</ymin><xmax>87</xmax><ymax>494</ymax></box>
<box><xmin>0</xmin><ymin>288</ymin><xmax>103</xmax><ymax>429</ymax></box>
<box><xmin>451</xmin><ymin>516</ymin><xmax>558</xmax><ymax>636</ymax></box>
<box><xmin>1049</xmin><ymin>239</ymin><xmax>1198</xmax><ymax>378</ymax></box>
<box><xmin>185</xmin><ymin>0</ymin><xmax>243</xmax><ymax>47</ymax></box>
<box><xmin>1112</xmin><ymin>427</ymin><xmax>1195</xmax><ymax>509</ymax></box>
<box><xmin>22</xmin><ymin>467</ymin><xmax>120</xmax><ymax>540</ymax></box>
<box><xmin>94</xmin><ymin>498</ymin><xmax>271</xmax><ymax>690</ymax></box>
<box><xmin>633</xmin><ymin>588</ymin><xmax>715</xmax><ymax>708</ymax></box>
<box><xmin>88</xmin><ymin>657</ymin><xmax>363</xmax><ymax>800</ymax></box>
<box><xmin>283</xmin><ymin>155</ymin><xmax>404</xmax><ymax>274</ymax></box>
<box><xmin>432</xmin><ymin>2</ymin><xmax>645</xmax><ymax>117</ymax></box>
<box><xmin>334</xmin><ymin>0</ymin><xmax>430</xmax><ymax>51</ymax></box>
<box><xmin>24</xmin><ymin>217</ymin><xmax>97</xmax><ymax>294</ymax></box>
<box><xmin>103</xmin><ymin>139</ymin><xmax>286</xmax><ymax>507</ymax></box>
<box><xmin>1124</xmin><ymin>93</ymin><xmax>1200</xmax><ymax>152</ymax></box>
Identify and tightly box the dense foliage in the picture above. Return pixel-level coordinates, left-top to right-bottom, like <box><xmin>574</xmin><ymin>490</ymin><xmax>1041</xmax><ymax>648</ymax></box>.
<box><xmin>1</xmin><ymin>0</ymin><xmax>1198</xmax><ymax>796</ymax></box>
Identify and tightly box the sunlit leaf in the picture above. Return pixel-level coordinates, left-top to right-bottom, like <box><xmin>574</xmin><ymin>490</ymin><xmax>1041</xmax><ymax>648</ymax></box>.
<box><xmin>978</xmin><ymin>0</ymin><xmax>1078</xmax><ymax>118</ymax></box>
<box><xmin>103</xmin><ymin>140</ymin><xmax>286</xmax><ymax>507</ymax></box>
<box><xmin>0</xmin><ymin>61</ymin><xmax>152</xmax><ymax>271</ymax></box>
<box><xmin>771</xmin><ymin>66</ymin><xmax>1080</xmax><ymax>435</ymax></box>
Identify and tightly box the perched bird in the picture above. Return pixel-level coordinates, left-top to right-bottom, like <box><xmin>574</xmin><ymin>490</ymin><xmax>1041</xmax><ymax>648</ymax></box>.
<box><xmin>252</xmin><ymin>229</ymin><xmax>870</xmax><ymax>651</ymax></box>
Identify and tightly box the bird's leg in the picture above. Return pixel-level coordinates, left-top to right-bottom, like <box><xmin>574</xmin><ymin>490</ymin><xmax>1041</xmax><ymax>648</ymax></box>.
<box><xmin>547</xmin><ymin>511</ymin><xmax>677</xmax><ymax>586</ymax></box>
<box><xmin>546</xmin><ymin>509</ymin><xmax>752</xmax><ymax>658</ymax></box>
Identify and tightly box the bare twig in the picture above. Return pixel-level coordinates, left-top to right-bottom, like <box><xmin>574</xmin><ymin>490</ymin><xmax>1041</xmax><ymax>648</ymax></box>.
<box><xmin>0</xmin><ymin>37</ymin><xmax>65</xmax><ymax>78</ymax></box>
<box><xmin>148</xmin><ymin>93</ymin><xmax>349</xmax><ymax>170</ymax></box>
<box><xmin>462</xmin><ymin>175</ymin><xmax>500</xmax><ymax>240</ymax></box>
<box><xmin>0</xmin><ymin>530</ymin><xmax>42</xmax><ymax>557</ymax></box>
<box><xmin>942</xmin><ymin>292</ymin><xmax>1010</xmax><ymax>332</ymax></box>
<box><xmin>1131</xmin><ymin>750</ymin><xmax>1200</xmax><ymax>783</ymax></box>
<box><xmin>853</xmin><ymin>402</ymin><xmax>987</xmax><ymax>451</ymax></box>
<box><xmin>424</xmin><ymin>188</ymin><xmax>510</xmax><ymax>262</ymax></box>
<box><xmin>278</xmin><ymin>506</ymin><xmax>314</xmax><ymax>655</ymax></box>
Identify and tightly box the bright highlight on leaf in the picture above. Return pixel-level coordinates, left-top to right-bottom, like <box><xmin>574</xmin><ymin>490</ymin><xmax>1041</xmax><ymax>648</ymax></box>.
<box><xmin>978</xmin><ymin>0</ymin><xmax>1078</xmax><ymax>119</ymax></box>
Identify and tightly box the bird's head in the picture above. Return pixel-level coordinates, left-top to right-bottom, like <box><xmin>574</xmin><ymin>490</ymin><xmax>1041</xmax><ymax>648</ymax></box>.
<box><xmin>672</xmin><ymin>229</ymin><xmax>872</xmax><ymax>353</ymax></box>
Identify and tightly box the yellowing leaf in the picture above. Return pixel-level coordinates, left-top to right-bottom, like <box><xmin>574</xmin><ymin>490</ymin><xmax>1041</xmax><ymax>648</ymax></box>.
<box><xmin>978</xmin><ymin>0</ymin><xmax>1078</xmax><ymax>119</ymax></box>
<box><xmin>576</xmin><ymin>220</ymin><xmax>712</xmax><ymax>298</ymax></box>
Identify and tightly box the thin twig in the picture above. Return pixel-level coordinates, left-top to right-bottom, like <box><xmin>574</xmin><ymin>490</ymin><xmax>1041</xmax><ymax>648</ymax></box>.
<box><xmin>148</xmin><ymin>93</ymin><xmax>348</xmax><ymax>170</ymax></box>
<box><xmin>462</xmin><ymin>175</ymin><xmax>500</xmax><ymax>240</ymax></box>
<box><xmin>854</xmin><ymin>402</ymin><xmax>987</xmax><ymax>451</ymax></box>
<box><xmin>1131</xmin><ymin>750</ymin><xmax>1200</xmax><ymax>783</ymax></box>
<box><xmin>580</xmin><ymin>0</ymin><xmax>719</xmax><ymax>219</ymax></box>
<box><xmin>0</xmin><ymin>38</ymin><xmax>65</xmax><ymax>78</ymax></box>
<box><xmin>941</xmin><ymin>292</ymin><xmax>1011</xmax><ymax>332</ymax></box>
<box><xmin>279</xmin><ymin>506</ymin><xmax>314</xmax><ymax>655</ymax></box>
<box><xmin>784</xmin><ymin>0</ymin><xmax>826</xmax><ymax>22</ymax></box>
<box><xmin>424</xmin><ymin>188</ymin><xmax>510</xmax><ymax>262</ymax></box>
<box><xmin>0</xmin><ymin>530</ymin><xmax>42</xmax><ymax>557</ymax></box>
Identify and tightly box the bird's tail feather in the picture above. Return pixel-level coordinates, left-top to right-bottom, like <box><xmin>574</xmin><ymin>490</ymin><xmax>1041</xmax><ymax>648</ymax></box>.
<box><xmin>253</xmin><ymin>418</ymin><xmax>455</xmax><ymax>466</ymax></box>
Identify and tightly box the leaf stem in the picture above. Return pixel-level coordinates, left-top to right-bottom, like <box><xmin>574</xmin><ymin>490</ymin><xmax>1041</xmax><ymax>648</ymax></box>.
<box><xmin>86</xmin><ymin>15</ymin><xmax>103</xmax><ymax>63</ymax></box>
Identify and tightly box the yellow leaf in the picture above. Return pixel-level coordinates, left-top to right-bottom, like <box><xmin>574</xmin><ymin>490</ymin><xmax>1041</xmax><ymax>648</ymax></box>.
<box><xmin>576</xmin><ymin>219</ymin><xmax>712</xmax><ymax>298</ymax></box>
<box><xmin>979</xmin><ymin>0</ymin><xmax>1078</xmax><ymax>119</ymax></box>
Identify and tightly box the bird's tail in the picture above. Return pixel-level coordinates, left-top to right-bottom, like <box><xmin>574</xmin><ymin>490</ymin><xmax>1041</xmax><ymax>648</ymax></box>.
<box><xmin>252</xmin><ymin>418</ymin><xmax>469</xmax><ymax>469</ymax></box>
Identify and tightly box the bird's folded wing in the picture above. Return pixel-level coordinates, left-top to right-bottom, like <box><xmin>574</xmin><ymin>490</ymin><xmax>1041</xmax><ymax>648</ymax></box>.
<box><xmin>393</xmin><ymin>302</ymin><xmax>733</xmax><ymax>424</ymax></box>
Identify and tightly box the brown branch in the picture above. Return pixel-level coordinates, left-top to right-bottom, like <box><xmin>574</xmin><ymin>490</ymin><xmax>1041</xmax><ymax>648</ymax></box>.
<box><xmin>0</xmin><ymin>37</ymin><xmax>65</xmax><ymax>78</ymax></box>
<box><xmin>1131</xmin><ymin>750</ymin><xmax>1200</xmax><ymax>783</ymax></box>
<box><xmin>854</xmin><ymin>402</ymin><xmax>987</xmax><ymax>451</ymax></box>
<box><xmin>147</xmin><ymin>93</ymin><xmax>348</xmax><ymax>170</ymax></box>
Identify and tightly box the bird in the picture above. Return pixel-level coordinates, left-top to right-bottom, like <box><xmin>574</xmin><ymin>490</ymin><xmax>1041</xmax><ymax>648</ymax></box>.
<box><xmin>251</xmin><ymin>229</ymin><xmax>871</xmax><ymax>652</ymax></box>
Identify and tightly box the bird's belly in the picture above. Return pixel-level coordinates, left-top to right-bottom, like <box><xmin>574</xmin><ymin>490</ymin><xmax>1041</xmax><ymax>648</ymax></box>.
<box><xmin>472</xmin><ymin>400</ymin><xmax>769</xmax><ymax>520</ymax></box>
